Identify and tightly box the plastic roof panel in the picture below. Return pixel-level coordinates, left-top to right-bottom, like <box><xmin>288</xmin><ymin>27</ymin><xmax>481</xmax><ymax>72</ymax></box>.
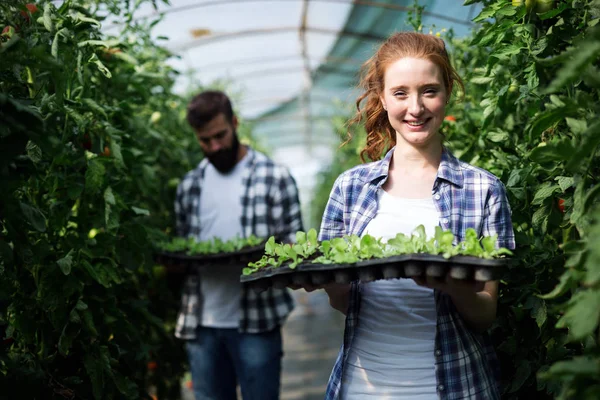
<box><xmin>100</xmin><ymin>0</ymin><xmax>480</xmax><ymax>156</ymax></box>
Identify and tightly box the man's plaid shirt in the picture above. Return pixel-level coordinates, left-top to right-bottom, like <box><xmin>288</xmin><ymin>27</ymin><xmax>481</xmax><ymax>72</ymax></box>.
<box><xmin>174</xmin><ymin>147</ymin><xmax>303</xmax><ymax>339</ymax></box>
<box><xmin>319</xmin><ymin>147</ymin><xmax>515</xmax><ymax>400</ymax></box>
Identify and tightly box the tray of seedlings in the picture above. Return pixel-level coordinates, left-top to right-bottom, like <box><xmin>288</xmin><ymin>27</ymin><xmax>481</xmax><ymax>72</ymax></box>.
<box><xmin>154</xmin><ymin>235</ymin><xmax>267</xmax><ymax>274</ymax></box>
<box><xmin>240</xmin><ymin>227</ymin><xmax>513</xmax><ymax>293</ymax></box>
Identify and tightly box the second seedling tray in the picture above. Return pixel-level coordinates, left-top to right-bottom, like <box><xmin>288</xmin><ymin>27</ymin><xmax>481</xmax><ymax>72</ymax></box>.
<box><xmin>240</xmin><ymin>253</ymin><xmax>510</xmax><ymax>293</ymax></box>
<box><xmin>155</xmin><ymin>244</ymin><xmax>266</xmax><ymax>274</ymax></box>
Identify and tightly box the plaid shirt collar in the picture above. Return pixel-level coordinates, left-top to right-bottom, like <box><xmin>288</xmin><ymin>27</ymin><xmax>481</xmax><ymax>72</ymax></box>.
<box><xmin>362</xmin><ymin>146</ymin><xmax>464</xmax><ymax>188</ymax></box>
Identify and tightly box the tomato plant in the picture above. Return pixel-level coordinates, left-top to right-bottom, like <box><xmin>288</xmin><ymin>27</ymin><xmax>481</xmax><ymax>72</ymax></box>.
<box><xmin>0</xmin><ymin>0</ymin><xmax>208</xmax><ymax>398</ymax></box>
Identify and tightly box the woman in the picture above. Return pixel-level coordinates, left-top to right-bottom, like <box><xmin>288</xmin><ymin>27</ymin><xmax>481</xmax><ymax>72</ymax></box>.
<box><xmin>317</xmin><ymin>32</ymin><xmax>515</xmax><ymax>399</ymax></box>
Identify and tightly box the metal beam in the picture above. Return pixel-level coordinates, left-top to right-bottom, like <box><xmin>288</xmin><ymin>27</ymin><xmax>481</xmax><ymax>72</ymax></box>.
<box><xmin>170</xmin><ymin>26</ymin><xmax>387</xmax><ymax>52</ymax></box>
<box><xmin>187</xmin><ymin>54</ymin><xmax>362</xmax><ymax>73</ymax></box>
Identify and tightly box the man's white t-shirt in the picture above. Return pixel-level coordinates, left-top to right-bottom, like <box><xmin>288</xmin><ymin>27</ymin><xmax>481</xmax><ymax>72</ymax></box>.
<box><xmin>197</xmin><ymin>155</ymin><xmax>249</xmax><ymax>328</ymax></box>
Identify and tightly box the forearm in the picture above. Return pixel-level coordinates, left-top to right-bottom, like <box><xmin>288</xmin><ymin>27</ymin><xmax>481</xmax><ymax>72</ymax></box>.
<box><xmin>449</xmin><ymin>281</ymin><xmax>498</xmax><ymax>333</ymax></box>
<box><xmin>324</xmin><ymin>284</ymin><xmax>351</xmax><ymax>315</ymax></box>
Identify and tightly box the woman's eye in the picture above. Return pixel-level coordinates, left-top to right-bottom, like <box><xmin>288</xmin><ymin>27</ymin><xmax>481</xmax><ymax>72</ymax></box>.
<box><xmin>424</xmin><ymin>89</ymin><xmax>438</xmax><ymax>95</ymax></box>
<box><xmin>394</xmin><ymin>91</ymin><xmax>406</xmax><ymax>97</ymax></box>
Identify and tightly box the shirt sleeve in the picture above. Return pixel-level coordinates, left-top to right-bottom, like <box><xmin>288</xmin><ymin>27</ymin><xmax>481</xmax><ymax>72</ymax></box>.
<box><xmin>482</xmin><ymin>180</ymin><xmax>516</xmax><ymax>250</ymax></box>
<box><xmin>318</xmin><ymin>174</ymin><xmax>347</xmax><ymax>241</ymax></box>
<box><xmin>270</xmin><ymin>167</ymin><xmax>303</xmax><ymax>243</ymax></box>
<box><xmin>174</xmin><ymin>179</ymin><xmax>187</xmax><ymax>237</ymax></box>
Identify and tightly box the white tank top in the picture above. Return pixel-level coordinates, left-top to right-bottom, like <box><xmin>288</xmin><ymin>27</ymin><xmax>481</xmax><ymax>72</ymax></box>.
<box><xmin>341</xmin><ymin>190</ymin><xmax>439</xmax><ymax>399</ymax></box>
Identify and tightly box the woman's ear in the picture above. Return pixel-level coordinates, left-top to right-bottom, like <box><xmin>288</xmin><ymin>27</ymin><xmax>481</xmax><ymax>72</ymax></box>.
<box><xmin>380</xmin><ymin>97</ymin><xmax>387</xmax><ymax>111</ymax></box>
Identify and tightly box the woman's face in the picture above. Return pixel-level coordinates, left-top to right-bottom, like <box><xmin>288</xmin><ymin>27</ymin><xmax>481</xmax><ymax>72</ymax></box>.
<box><xmin>380</xmin><ymin>57</ymin><xmax>448</xmax><ymax>149</ymax></box>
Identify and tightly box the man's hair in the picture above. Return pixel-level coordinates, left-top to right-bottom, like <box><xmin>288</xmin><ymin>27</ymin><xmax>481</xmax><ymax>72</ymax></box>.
<box><xmin>186</xmin><ymin>90</ymin><xmax>234</xmax><ymax>130</ymax></box>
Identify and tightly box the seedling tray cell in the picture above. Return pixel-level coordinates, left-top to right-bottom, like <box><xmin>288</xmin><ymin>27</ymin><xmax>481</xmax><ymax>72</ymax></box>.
<box><xmin>241</xmin><ymin>253</ymin><xmax>510</xmax><ymax>293</ymax></box>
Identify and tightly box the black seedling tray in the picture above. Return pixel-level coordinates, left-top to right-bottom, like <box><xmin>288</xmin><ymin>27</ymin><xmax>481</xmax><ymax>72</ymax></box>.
<box><xmin>155</xmin><ymin>244</ymin><xmax>266</xmax><ymax>274</ymax></box>
<box><xmin>240</xmin><ymin>253</ymin><xmax>511</xmax><ymax>293</ymax></box>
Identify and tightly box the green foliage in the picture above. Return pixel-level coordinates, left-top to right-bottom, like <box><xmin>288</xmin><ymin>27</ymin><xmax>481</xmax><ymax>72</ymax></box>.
<box><xmin>312</xmin><ymin>0</ymin><xmax>600</xmax><ymax>397</ymax></box>
<box><xmin>310</xmin><ymin>115</ymin><xmax>366</xmax><ymax>228</ymax></box>
<box><xmin>0</xmin><ymin>0</ymin><xmax>205</xmax><ymax>398</ymax></box>
<box><xmin>446</xmin><ymin>1</ymin><xmax>600</xmax><ymax>397</ymax></box>
<box><xmin>244</xmin><ymin>226</ymin><xmax>512</xmax><ymax>274</ymax></box>
<box><xmin>158</xmin><ymin>234</ymin><xmax>264</xmax><ymax>255</ymax></box>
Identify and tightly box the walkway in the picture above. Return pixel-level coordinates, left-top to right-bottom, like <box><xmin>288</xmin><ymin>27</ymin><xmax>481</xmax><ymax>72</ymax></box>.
<box><xmin>180</xmin><ymin>289</ymin><xmax>345</xmax><ymax>400</ymax></box>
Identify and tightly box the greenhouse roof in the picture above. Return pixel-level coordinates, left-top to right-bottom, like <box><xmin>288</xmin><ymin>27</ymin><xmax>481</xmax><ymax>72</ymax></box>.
<box><xmin>103</xmin><ymin>0</ymin><xmax>481</xmax><ymax>153</ymax></box>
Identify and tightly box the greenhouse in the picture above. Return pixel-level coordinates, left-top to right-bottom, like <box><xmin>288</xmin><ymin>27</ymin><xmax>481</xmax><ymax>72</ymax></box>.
<box><xmin>1</xmin><ymin>0</ymin><xmax>599</xmax><ymax>399</ymax></box>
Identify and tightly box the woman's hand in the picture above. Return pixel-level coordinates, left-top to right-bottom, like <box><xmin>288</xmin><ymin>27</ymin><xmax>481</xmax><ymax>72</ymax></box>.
<box><xmin>414</xmin><ymin>276</ymin><xmax>498</xmax><ymax>333</ymax></box>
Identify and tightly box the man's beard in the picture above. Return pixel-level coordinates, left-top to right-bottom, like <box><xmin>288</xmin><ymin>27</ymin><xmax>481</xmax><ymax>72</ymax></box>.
<box><xmin>206</xmin><ymin>131</ymin><xmax>240</xmax><ymax>173</ymax></box>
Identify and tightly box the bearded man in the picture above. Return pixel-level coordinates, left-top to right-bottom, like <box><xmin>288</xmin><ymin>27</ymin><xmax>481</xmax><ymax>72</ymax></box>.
<box><xmin>174</xmin><ymin>91</ymin><xmax>303</xmax><ymax>400</ymax></box>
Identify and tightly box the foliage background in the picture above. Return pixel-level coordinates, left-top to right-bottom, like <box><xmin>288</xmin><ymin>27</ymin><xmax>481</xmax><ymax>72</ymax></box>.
<box><xmin>312</xmin><ymin>0</ymin><xmax>600</xmax><ymax>398</ymax></box>
<box><xmin>1</xmin><ymin>0</ymin><xmax>599</xmax><ymax>399</ymax></box>
<box><xmin>0</xmin><ymin>0</ymin><xmax>206</xmax><ymax>398</ymax></box>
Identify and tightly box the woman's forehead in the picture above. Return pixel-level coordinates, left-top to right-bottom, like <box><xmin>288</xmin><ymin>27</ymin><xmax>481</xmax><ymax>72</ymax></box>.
<box><xmin>383</xmin><ymin>57</ymin><xmax>444</xmax><ymax>86</ymax></box>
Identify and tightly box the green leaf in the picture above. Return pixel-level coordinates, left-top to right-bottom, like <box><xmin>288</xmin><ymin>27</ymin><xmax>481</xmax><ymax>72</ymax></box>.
<box><xmin>82</xmin><ymin>309</ymin><xmax>98</xmax><ymax>336</ymax></box>
<box><xmin>82</xmin><ymin>260</ymin><xmax>111</xmax><ymax>288</ymax></box>
<box><xmin>296</xmin><ymin>231</ymin><xmax>307</xmax><ymax>245</ymax></box>
<box><xmin>533</xmin><ymin>298</ymin><xmax>547</xmax><ymax>328</ymax></box>
<box><xmin>58</xmin><ymin>323</ymin><xmax>78</xmax><ymax>356</ymax></box>
<box><xmin>487</xmin><ymin>131</ymin><xmax>509</xmax><ymax>143</ymax></box>
<box><xmin>532</xmin><ymin>183</ymin><xmax>559</xmax><ymax>205</ymax></box>
<box><xmin>113</xmin><ymin>373</ymin><xmax>138</xmax><ymax>397</ymax></box>
<box><xmin>82</xmin><ymin>98</ymin><xmax>108</xmax><ymax>119</ymax></box>
<box><xmin>85</xmin><ymin>159</ymin><xmax>105</xmax><ymax>194</ymax></box>
<box><xmin>108</xmin><ymin>140</ymin><xmax>124</xmax><ymax>167</ymax></box>
<box><xmin>556</xmin><ymin>176</ymin><xmax>574</xmax><ymax>192</ymax></box>
<box><xmin>532</xmin><ymin>205</ymin><xmax>550</xmax><ymax>233</ymax></box>
<box><xmin>84</xmin><ymin>353</ymin><xmax>104</xmax><ymax>400</ymax></box>
<box><xmin>509</xmin><ymin>360</ymin><xmax>532</xmax><ymax>393</ymax></box>
<box><xmin>26</xmin><ymin>140</ymin><xmax>42</xmax><ymax>163</ymax></box>
<box><xmin>473</xmin><ymin>7</ymin><xmax>496</xmax><ymax>22</ymax></box>
<box><xmin>491</xmin><ymin>44</ymin><xmax>523</xmax><ymax>60</ymax></box>
<box><xmin>43</xmin><ymin>3</ymin><xmax>55</xmax><ymax>32</ymax></box>
<box><xmin>557</xmin><ymin>290</ymin><xmax>600</xmax><ymax>340</ymax></box>
<box><xmin>131</xmin><ymin>206</ymin><xmax>150</xmax><ymax>216</ymax></box>
<box><xmin>75</xmin><ymin>299</ymin><xmax>88</xmax><ymax>310</ymax></box>
<box><xmin>51</xmin><ymin>30</ymin><xmax>61</xmax><ymax>58</ymax></box>
<box><xmin>528</xmin><ymin>107</ymin><xmax>575</xmax><ymax>139</ymax></box>
<box><xmin>543</xmin><ymin>356</ymin><xmax>600</xmax><ymax>377</ymax></box>
<box><xmin>545</xmin><ymin>39</ymin><xmax>600</xmax><ymax>93</ymax></box>
<box><xmin>471</xmin><ymin>76</ymin><xmax>494</xmax><ymax>84</ymax></box>
<box><xmin>19</xmin><ymin>202</ymin><xmax>47</xmax><ymax>232</ymax></box>
<box><xmin>105</xmin><ymin>203</ymin><xmax>120</xmax><ymax>231</ymax></box>
<box><xmin>566</xmin><ymin>118</ymin><xmax>588</xmax><ymax>135</ymax></box>
<box><xmin>77</xmin><ymin>51</ymin><xmax>84</xmax><ymax>85</ymax></box>
<box><xmin>57</xmin><ymin>249</ymin><xmax>74</xmax><ymax>275</ymax></box>
<box><xmin>87</xmin><ymin>54</ymin><xmax>112</xmax><ymax>78</ymax></box>
<box><xmin>104</xmin><ymin>187</ymin><xmax>116</xmax><ymax>205</ymax></box>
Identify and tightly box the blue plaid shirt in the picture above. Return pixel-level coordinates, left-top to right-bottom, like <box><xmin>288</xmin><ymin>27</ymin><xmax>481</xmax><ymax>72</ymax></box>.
<box><xmin>319</xmin><ymin>147</ymin><xmax>515</xmax><ymax>400</ymax></box>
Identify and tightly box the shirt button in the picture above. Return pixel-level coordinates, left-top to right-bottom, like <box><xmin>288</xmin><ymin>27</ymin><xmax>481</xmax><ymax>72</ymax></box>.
<box><xmin>435</xmin><ymin>350</ymin><xmax>442</xmax><ymax>357</ymax></box>
<box><xmin>434</xmin><ymin>194</ymin><xmax>441</xmax><ymax>200</ymax></box>
<box><xmin>438</xmin><ymin>384</ymin><xmax>445</xmax><ymax>392</ymax></box>
<box><xmin>442</xmin><ymin>218</ymin><xmax>449</xmax><ymax>224</ymax></box>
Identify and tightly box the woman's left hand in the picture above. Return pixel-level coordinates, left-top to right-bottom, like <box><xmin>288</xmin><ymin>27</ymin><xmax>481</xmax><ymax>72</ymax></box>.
<box><xmin>413</xmin><ymin>276</ymin><xmax>497</xmax><ymax>332</ymax></box>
